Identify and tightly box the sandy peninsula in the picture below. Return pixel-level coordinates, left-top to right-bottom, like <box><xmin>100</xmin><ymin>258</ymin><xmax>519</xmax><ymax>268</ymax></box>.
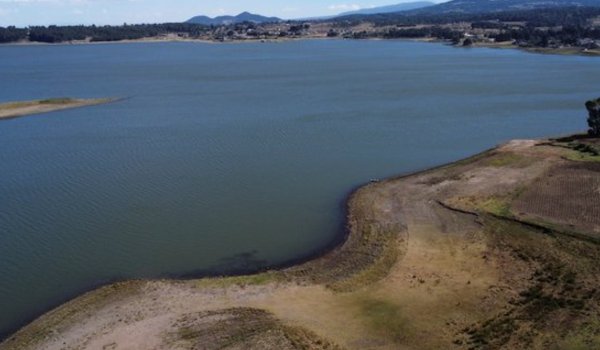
<box><xmin>0</xmin><ymin>98</ymin><xmax>115</xmax><ymax>120</ymax></box>
<box><xmin>1</xmin><ymin>135</ymin><xmax>599</xmax><ymax>350</ymax></box>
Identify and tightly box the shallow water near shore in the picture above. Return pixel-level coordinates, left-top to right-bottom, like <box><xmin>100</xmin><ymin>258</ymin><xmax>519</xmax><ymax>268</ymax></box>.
<box><xmin>0</xmin><ymin>39</ymin><xmax>597</xmax><ymax>337</ymax></box>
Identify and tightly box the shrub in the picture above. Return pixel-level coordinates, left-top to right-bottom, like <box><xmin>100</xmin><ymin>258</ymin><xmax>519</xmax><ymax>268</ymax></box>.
<box><xmin>585</xmin><ymin>98</ymin><xmax>600</xmax><ymax>136</ymax></box>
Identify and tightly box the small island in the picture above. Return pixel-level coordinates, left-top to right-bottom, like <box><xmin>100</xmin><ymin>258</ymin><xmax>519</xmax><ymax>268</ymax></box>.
<box><xmin>0</xmin><ymin>98</ymin><xmax>115</xmax><ymax>120</ymax></box>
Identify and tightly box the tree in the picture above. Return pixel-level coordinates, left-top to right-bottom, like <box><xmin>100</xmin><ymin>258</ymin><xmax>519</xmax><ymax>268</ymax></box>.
<box><xmin>585</xmin><ymin>98</ymin><xmax>600</xmax><ymax>136</ymax></box>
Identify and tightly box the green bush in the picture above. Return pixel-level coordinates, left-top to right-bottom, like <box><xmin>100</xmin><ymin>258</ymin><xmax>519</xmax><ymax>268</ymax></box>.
<box><xmin>585</xmin><ymin>98</ymin><xmax>600</xmax><ymax>136</ymax></box>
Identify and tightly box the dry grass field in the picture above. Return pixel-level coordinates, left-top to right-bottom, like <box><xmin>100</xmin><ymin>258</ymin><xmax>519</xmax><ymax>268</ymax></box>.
<box><xmin>2</xmin><ymin>137</ymin><xmax>600</xmax><ymax>350</ymax></box>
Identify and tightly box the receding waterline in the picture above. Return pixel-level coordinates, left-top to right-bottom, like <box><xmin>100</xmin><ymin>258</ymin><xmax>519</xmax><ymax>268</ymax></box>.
<box><xmin>0</xmin><ymin>39</ymin><xmax>596</xmax><ymax>337</ymax></box>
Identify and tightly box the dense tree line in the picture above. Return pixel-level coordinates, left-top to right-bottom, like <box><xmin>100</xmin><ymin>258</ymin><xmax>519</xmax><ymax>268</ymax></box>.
<box><xmin>489</xmin><ymin>25</ymin><xmax>600</xmax><ymax>46</ymax></box>
<box><xmin>333</xmin><ymin>6</ymin><xmax>600</xmax><ymax>28</ymax></box>
<box><xmin>0</xmin><ymin>27</ymin><xmax>28</xmax><ymax>43</ymax></box>
<box><xmin>384</xmin><ymin>26</ymin><xmax>463</xmax><ymax>42</ymax></box>
<box><xmin>586</xmin><ymin>98</ymin><xmax>600</xmax><ymax>136</ymax></box>
<box><xmin>0</xmin><ymin>23</ymin><xmax>209</xmax><ymax>43</ymax></box>
<box><xmin>334</xmin><ymin>6</ymin><xmax>600</xmax><ymax>48</ymax></box>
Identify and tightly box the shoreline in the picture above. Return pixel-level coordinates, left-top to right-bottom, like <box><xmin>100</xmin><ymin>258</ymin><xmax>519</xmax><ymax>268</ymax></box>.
<box><xmin>0</xmin><ymin>145</ymin><xmax>498</xmax><ymax>341</ymax></box>
<box><xmin>0</xmin><ymin>181</ymin><xmax>356</xmax><ymax>342</ymax></box>
<box><xmin>2</xmin><ymin>134</ymin><xmax>600</xmax><ymax>349</ymax></box>
<box><xmin>0</xmin><ymin>143</ymin><xmax>504</xmax><ymax>344</ymax></box>
<box><xmin>469</xmin><ymin>41</ymin><xmax>600</xmax><ymax>56</ymax></box>
<box><xmin>0</xmin><ymin>36</ymin><xmax>315</xmax><ymax>47</ymax></box>
<box><xmin>2</xmin><ymin>36</ymin><xmax>599</xmax><ymax>57</ymax></box>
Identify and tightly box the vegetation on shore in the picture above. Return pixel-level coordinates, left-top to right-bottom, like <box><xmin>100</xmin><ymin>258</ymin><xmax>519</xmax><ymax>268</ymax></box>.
<box><xmin>586</xmin><ymin>97</ymin><xmax>600</xmax><ymax>136</ymax></box>
<box><xmin>0</xmin><ymin>24</ymin><xmax>210</xmax><ymax>44</ymax></box>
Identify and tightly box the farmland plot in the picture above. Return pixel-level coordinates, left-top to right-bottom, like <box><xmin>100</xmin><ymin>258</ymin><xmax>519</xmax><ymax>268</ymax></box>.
<box><xmin>513</xmin><ymin>162</ymin><xmax>600</xmax><ymax>236</ymax></box>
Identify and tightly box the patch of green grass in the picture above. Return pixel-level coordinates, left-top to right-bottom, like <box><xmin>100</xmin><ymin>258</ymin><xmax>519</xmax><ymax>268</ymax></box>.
<box><xmin>551</xmin><ymin>141</ymin><xmax>600</xmax><ymax>162</ymax></box>
<box><xmin>38</xmin><ymin>97</ymin><xmax>75</xmax><ymax>105</ymax></box>
<box><xmin>563</xmin><ymin>150</ymin><xmax>600</xmax><ymax>162</ymax></box>
<box><xmin>358</xmin><ymin>298</ymin><xmax>409</xmax><ymax>342</ymax></box>
<box><xmin>479</xmin><ymin>197</ymin><xmax>512</xmax><ymax>217</ymax></box>
<box><xmin>483</xmin><ymin>153</ymin><xmax>532</xmax><ymax>168</ymax></box>
<box><xmin>0</xmin><ymin>101</ymin><xmax>30</xmax><ymax>110</ymax></box>
<box><xmin>194</xmin><ymin>271</ymin><xmax>281</xmax><ymax>288</ymax></box>
<box><xmin>467</xmin><ymin>186</ymin><xmax>527</xmax><ymax>218</ymax></box>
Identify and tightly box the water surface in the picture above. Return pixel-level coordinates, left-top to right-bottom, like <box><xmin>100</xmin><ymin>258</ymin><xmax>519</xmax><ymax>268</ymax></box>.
<box><xmin>0</xmin><ymin>40</ymin><xmax>597</xmax><ymax>337</ymax></box>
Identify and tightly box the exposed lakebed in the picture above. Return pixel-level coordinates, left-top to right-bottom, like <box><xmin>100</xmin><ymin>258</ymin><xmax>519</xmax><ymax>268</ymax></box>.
<box><xmin>0</xmin><ymin>39</ymin><xmax>597</xmax><ymax>337</ymax></box>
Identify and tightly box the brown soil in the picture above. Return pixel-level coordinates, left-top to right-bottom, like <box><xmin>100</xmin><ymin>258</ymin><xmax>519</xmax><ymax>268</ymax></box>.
<box><xmin>513</xmin><ymin>161</ymin><xmax>600</xmax><ymax>235</ymax></box>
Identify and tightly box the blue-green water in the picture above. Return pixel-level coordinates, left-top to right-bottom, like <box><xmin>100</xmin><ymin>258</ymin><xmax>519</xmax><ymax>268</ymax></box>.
<box><xmin>0</xmin><ymin>40</ymin><xmax>597</xmax><ymax>337</ymax></box>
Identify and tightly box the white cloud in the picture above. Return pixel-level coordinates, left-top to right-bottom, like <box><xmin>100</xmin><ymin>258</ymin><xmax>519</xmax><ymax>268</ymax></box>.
<box><xmin>328</xmin><ymin>4</ymin><xmax>361</xmax><ymax>12</ymax></box>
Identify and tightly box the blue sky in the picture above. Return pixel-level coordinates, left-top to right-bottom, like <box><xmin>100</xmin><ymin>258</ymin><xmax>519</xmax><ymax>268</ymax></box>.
<box><xmin>0</xmin><ymin>0</ymin><xmax>445</xmax><ymax>27</ymax></box>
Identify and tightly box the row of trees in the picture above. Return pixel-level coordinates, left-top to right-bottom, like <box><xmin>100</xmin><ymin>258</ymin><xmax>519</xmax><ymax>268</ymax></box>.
<box><xmin>490</xmin><ymin>25</ymin><xmax>600</xmax><ymax>46</ymax></box>
<box><xmin>384</xmin><ymin>26</ymin><xmax>463</xmax><ymax>42</ymax></box>
<box><xmin>380</xmin><ymin>24</ymin><xmax>600</xmax><ymax>47</ymax></box>
<box><xmin>0</xmin><ymin>27</ymin><xmax>28</xmax><ymax>43</ymax></box>
<box><xmin>333</xmin><ymin>6</ymin><xmax>600</xmax><ymax>28</ymax></box>
<box><xmin>0</xmin><ymin>23</ymin><xmax>211</xmax><ymax>43</ymax></box>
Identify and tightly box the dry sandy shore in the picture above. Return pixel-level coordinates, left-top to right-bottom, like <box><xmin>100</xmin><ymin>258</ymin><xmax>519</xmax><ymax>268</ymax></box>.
<box><xmin>1</xmin><ymin>136</ymin><xmax>600</xmax><ymax>350</ymax></box>
<box><xmin>0</xmin><ymin>98</ymin><xmax>115</xmax><ymax>120</ymax></box>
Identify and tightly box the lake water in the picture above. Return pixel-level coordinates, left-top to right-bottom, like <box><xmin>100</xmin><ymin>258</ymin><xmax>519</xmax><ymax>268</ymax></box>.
<box><xmin>0</xmin><ymin>40</ymin><xmax>597</xmax><ymax>338</ymax></box>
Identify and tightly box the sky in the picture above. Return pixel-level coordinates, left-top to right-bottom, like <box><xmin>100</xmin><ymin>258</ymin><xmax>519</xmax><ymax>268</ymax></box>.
<box><xmin>0</xmin><ymin>0</ymin><xmax>445</xmax><ymax>27</ymax></box>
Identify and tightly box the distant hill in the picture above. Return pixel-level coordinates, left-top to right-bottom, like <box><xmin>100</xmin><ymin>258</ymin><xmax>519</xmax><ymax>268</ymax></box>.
<box><xmin>186</xmin><ymin>12</ymin><xmax>281</xmax><ymax>25</ymax></box>
<box><xmin>410</xmin><ymin>0</ymin><xmax>600</xmax><ymax>14</ymax></box>
<box><xmin>339</xmin><ymin>1</ymin><xmax>435</xmax><ymax>16</ymax></box>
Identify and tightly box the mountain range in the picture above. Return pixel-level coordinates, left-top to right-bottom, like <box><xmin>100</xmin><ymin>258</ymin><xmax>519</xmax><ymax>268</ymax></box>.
<box><xmin>186</xmin><ymin>0</ymin><xmax>600</xmax><ymax>25</ymax></box>
<box><xmin>409</xmin><ymin>0</ymin><xmax>600</xmax><ymax>14</ymax></box>
<box><xmin>338</xmin><ymin>1</ymin><xmax>435</xmax><ymax>16</ymax></box>
<box><xmin>187</xmin><ymin>3</ymin><xmax>435</xmax><ymax>24</ymax></box>
<box><xmin>186</xmin><ymin>12</ymin><xmax>281</xmax><ymax>25</ymax></box>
